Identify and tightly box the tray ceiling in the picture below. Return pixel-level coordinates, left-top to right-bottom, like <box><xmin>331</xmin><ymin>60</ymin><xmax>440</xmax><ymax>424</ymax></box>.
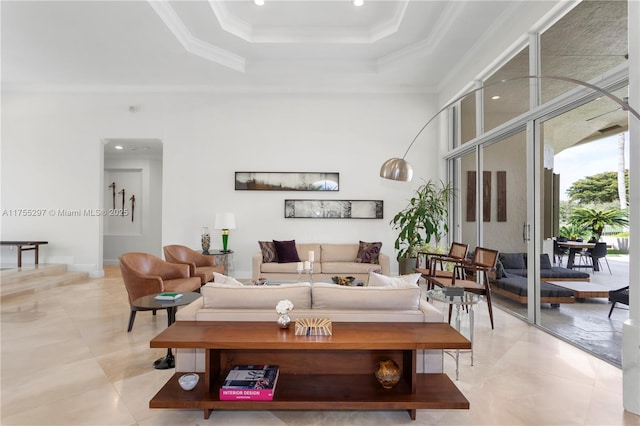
<box><xmin>1</xmin><ymin>0</ymin><xmax>548</xmax><ymax>92</ymax></box>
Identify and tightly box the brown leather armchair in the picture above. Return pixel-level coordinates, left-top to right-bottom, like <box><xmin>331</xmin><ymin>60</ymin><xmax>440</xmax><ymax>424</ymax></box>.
<box><xmin>163</xmin><ymin>244</ymin><xmax>224</xmax><ymax>285</ymax></box>
<box><xmin>119</xmin><ymin>252</ymin><xmax>201</xmax><ymax>332</ymax></box>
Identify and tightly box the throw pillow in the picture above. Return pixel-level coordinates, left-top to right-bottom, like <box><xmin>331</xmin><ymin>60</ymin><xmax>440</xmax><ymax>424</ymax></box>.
<box><xmin>208</xmin><ymin>272</ymin><xmax>244</xmax><ymax>286</ymax></box>
<box><xmin>499</xmin><ymin>252</ymin><xmax>526</xmax><ymax>270</ymax></box>
<box><xmin>540</xmin><ymin>253</ymin><xmax>552</xmax><ymax>269</ymax></box>
<box><xmin>258</xmin><ymin>241</ymin><xmax>278</xmax><ymax>263</ymax></box>
<box><xmin>273</xmin><ymin>239</ymin><xmax>301</xmax><ymax>263</ymax></box>
<box><xmin>494</xmin><ymin>259</ymin><xmax>505</xmax><ymax>279</ymax></box>
<box><xmin>356</xmin><ymin>241</ymin><xmax>382</xmax><ymax>264</ymax></box>
<box><xmin>367</xmin><ymin>271</ymin><xmax>420</xmax><ymax>288</ymax></box>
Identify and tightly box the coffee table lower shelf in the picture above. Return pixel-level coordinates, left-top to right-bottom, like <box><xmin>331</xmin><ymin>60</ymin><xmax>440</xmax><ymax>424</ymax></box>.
<box><xmin>151</xmin><ymin>372</ymin><xmax>469</xmax><ymax>419</ymax></box>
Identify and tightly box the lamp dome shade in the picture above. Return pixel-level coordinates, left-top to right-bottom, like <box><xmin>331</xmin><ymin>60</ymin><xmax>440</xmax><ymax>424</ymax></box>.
<box><xmin>379</xmin><ymin>158</ymin><xmax>413</xmax><ymax>182</ymax></box>
<box><xmin>214</xmin><ymin>213</ymin><xmax>236</xmax><ymax>229</ymax></box>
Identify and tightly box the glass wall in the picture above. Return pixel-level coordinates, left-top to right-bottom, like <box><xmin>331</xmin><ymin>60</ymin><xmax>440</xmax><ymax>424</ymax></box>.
<box><xmin>448</xmin><ymin>0</ymin><xmax>629</xmax><ymax>343</ymax></box>
<box><xmin>483</xmin><ymin>47</ymin><xmax>530</xmax><ymax>133</ymax></box>
<box><xmin>460</xmin><ymin>95</ymin><xmax>476</xmax><ymax>145</ymax></box>
<box><xmin>479</xmin><ymin>131</ymin><xmax>529</xmax><ymax>321</ymax></box>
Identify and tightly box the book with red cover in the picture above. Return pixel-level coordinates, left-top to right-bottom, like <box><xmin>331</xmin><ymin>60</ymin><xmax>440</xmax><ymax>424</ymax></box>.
<box><xmin>219</xmin><ymin>365</ymin><xmax>279</xmax><ymax>401</ymax></box>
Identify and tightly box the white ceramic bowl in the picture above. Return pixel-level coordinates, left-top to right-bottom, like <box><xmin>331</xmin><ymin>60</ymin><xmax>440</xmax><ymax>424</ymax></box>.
<box><xmin>178</xmin><ymin>373</ymin><xmax>199</xmax><ymax>391</ymax></box>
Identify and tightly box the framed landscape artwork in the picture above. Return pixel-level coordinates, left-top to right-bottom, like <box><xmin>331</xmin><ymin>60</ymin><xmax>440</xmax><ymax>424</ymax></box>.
<box><xmin>235</xmin><ymin>172</ymin><xmax>339</xmax><ymax>191</ymax></box>
<box><xmin>285</xmin><ymin>200</ymin><xmax>383</xmax><ymax>219</ymax></box>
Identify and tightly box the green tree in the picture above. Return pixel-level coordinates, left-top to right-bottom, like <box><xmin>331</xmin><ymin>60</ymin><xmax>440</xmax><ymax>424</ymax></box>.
<box><xmin>567</xmin><ymin>208</ymin><xmax>629</xmax><ymax>241</ymax></box>
<box><xmin>566</xmin><ymin>171</ymin><xmax>629</xmax><ymax>205</ymax></box>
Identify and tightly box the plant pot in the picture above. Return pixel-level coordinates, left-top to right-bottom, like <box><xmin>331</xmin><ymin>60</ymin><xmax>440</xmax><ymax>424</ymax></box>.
<box><xmin>398</xmin><ymin>257</ymin><xmax>417</xmax><ymax>275</ymax></box>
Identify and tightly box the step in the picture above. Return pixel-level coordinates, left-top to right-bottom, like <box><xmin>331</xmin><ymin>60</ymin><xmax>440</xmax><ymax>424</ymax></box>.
<box><xmin>0</xmin><ymin>264</ymin><xmax>89</xmax><ymax>299</ymax></box>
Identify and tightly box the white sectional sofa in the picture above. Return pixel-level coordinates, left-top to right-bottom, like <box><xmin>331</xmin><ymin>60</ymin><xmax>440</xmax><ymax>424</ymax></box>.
<box><xmin>175</xmin><ymin>280</ymin><xmax>444</xmax><ymax>374</ymax></box>
<box><xmin>252</xmin><ymin>243</ymin><xmax>390</xmax><ymax>281</ymax></box>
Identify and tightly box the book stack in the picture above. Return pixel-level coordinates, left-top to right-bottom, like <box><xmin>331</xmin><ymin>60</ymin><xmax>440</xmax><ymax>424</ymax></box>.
<box><xmin>219</xmin><ymin>365</ymin><xmax>279</xmax><ymax>401</ymax></box>
<box><xmin>154</xmin><ymin>292</ymin><xmax>183</xmax><ymax>301</ymax></box>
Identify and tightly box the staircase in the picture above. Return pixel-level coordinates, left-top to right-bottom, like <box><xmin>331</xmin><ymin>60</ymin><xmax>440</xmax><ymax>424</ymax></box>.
<box><xmin>0</xmin><ymin>264</ymin><xmax>89</xmax><ymax>299</ymax></box>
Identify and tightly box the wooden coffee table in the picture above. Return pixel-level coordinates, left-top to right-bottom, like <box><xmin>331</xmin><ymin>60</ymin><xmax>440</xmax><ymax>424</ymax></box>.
<box><xmin>149</xmin><ymin>321</ymin><xmax>471</xmax><ymax>420</ymax></box>
<box><xmin>545</xmin><ymin>281</ymin><xmax>611</xmax><ymax>299</ymax></box>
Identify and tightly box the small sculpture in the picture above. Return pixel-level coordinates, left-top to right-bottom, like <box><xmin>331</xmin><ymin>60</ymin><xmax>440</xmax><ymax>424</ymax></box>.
<box><xmin>375</xmin><ymin>359</ymin><xmax>401</xmax><ymax>389</ymax></box>
<box><xmin>276</xmin><ymin>299</ymin><xmax>294</xmax><ymax>329</ymax></box>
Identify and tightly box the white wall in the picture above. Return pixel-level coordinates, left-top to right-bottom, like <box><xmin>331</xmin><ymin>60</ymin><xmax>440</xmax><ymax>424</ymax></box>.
<box><xmin>1</xmin><ymin>91</ymin><xmax>440</xmax><ymax>277</ymax></box>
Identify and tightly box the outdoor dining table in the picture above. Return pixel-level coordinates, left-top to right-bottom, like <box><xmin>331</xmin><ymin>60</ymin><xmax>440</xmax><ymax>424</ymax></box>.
<box><xmin>558</xmin><ymin>241</ymin><xmax>596</xmax><ymax>270</ymax></box>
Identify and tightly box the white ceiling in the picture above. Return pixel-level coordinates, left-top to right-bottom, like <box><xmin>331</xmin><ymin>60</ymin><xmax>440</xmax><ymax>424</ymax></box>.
<box><xmin>1</xmin><ymin>0</ymin><xmax>542</xmax><ymax>92</ymax></box>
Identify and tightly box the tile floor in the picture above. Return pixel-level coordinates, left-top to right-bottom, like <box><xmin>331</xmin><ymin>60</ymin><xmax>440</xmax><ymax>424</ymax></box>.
<box><xmin>1</xmin><ymin>266</ymin><xmax>639</xmax><ymax>425</ymax></box>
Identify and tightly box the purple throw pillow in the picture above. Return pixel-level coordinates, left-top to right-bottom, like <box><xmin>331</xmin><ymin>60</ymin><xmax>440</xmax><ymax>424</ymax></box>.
<box><xmin>356</xmin><ymin>241</ymin><xmax>382</xmax><ymax>264</ymax></box>
<box><xmin>273</xmin><ymin>240</ymin><xmax>301</xmax><ymax>263</ymax></box>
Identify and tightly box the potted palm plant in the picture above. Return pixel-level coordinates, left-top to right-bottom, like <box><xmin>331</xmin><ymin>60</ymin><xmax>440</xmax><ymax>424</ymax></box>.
<box><xmin>390</xmin><ymin>180</ymin><xmax>454</xmax><ymax>274</ymax></box>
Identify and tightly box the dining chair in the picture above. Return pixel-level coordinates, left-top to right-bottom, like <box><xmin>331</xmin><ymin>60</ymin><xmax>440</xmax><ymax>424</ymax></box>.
<box><xmin>428</xmin><ymin>246</ymin><xmax>499</xmax><ymax>329</ymax></box>
<box><xmin>589</xmin><ymin>242</ymin><xmax>612</xmax><ymax>274</ymax></box>
<box><xmin>553</xmin><ymin>239</ymin><xmax>568</xmax><ymax>266</ymax></box>
<box><xmin>415</xmin><ymin>242</ymin><xmax>469</xmax><ymax>290</ymax></box>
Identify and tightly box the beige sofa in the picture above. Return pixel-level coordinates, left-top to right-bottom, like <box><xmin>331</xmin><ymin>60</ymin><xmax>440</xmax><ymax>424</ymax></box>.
<box><xmin>252</xmin><ymin>243</ymin><xmax>390</xmax><ymax>281</ymax></box>
<box><xmin>175</xmin><ymin>281</ymin><xmax>444</xmax><ymax>374</ymax></box>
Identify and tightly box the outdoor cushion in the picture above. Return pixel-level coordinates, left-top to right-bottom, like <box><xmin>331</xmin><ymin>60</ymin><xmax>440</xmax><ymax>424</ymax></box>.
<box><xmin>499</xmin><ymin>253</ymin><xmax>526</xmax><ymax>270</ymax></box>
<box><xmin>541</xmin><ymin>268</ymin><xmax>589</xmax><ymax>279</ymax></box>
<box><xmin>492</xmin><ymin>276</ymin><xmax>574</xmax><ymax>298</ymax></box>
<box><xmin>540</xmin><ymin>254</ymin><xmax>552</xmax><ymax>269</ymax></box>
<box><xmin>495</xmin><ymin>259</ymin><xmax>506</xmax><ymax>279</ymax></box>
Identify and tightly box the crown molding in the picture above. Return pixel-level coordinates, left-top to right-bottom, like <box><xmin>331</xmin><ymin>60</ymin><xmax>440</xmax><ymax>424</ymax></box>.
<box><xmin>148</xmin><ymin>0</ymin><xmax>245</xmax><ymax>72</ymax></box>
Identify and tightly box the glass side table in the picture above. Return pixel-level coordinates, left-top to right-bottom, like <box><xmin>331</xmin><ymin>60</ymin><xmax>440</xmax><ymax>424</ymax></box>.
<box><xmin>425</xmin><ymin>288</ymin><xmax>482</xmax><ymax>380</ymax></box>
<box><xmin>202</xmin><ymin>249</ymin><xmax>234</xmax><ymax>276</ymax></box>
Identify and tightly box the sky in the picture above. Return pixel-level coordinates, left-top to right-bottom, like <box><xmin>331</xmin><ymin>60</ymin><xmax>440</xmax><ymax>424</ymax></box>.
<box><xmin>553</xmin><ymin>132</ymin><xmax>630</xmax><ymax>201</ymax></box>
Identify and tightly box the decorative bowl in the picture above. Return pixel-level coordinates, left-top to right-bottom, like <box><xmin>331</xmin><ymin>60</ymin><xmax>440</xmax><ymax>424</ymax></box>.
<box><xmin>178</xmin><ymin>373</ymin><xmax>199</xmax><ymax>391</ymax></box>
<box><xmin>331</xmin><ymin>276</ymin><xmax>355</xmax><ymax>286</ymax></box>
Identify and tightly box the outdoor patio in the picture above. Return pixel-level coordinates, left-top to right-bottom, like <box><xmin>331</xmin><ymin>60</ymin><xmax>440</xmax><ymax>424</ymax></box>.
<box><xmin>492</xmin><ymin>254</ymin><xmax>629</xmax><ymax>368</ymax></box>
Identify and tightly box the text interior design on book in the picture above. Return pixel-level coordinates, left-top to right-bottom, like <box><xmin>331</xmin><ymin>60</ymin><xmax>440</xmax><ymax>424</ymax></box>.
<box><xmin>220</xmin><ymin>365</ymin><xmax>279</xmax><ymax>401</ymax></box>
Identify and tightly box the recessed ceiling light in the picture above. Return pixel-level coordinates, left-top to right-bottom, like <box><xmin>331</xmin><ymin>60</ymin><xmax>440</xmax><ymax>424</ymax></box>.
<box><xmin>114</xmin><ymin>145</ymin><xmax>124</xmax><ymax>150</ymax></box>
<box><xmin>491</xmin><ymin>95</ymin><xmax>501</xmax><ymax>100</ymax></box>
<box><xmin>354</xmin><ymin>0</ymin><xmax>364</xmax><ymax>6</ymax></box>
<box><xmin>253</xmin><ymin>0</ymin><xmax>264</xmax><ymax>5</ymax></box>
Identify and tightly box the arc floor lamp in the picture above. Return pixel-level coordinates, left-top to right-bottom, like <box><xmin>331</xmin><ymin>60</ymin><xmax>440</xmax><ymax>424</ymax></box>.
<box><xmin>380</xmin><ymin>75</ymin><xmax>640</xmax><ymax>182</ymax></box>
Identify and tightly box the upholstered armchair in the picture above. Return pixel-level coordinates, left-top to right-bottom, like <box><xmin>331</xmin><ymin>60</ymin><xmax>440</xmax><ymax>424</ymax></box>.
<box><xmin>163</xmin><ymin>244</ymin><xmax>224</xmax><ymax>285</ymax></box>
<box><xmin>119</xmin><ymin>252</ymin><xmax>201</xmax><ymax>332</ymax></box>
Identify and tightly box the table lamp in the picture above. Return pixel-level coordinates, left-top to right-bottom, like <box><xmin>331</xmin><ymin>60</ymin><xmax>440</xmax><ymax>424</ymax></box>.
<box><xmin>215</xmin><ymin>213</ymin><xmax>236</xmax><ymax>252</ymax></box>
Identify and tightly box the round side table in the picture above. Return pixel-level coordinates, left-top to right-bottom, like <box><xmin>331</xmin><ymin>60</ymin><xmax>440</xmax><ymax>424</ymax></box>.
<box><xmin>132</xmin><ymin>291</ymin><xmax>201</xmax><ymax>369</ymax></box>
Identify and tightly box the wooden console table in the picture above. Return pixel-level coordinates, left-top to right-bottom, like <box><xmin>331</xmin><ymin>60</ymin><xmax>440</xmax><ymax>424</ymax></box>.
<box><xmin>149</xmin><ymin>321</ymin><xmax>471</xmax><ymax>420</ymax></box>
<box><xmin>0</xmin><ymin>241</ymin><xmax>48</xmax><ymax>267</ymax></box>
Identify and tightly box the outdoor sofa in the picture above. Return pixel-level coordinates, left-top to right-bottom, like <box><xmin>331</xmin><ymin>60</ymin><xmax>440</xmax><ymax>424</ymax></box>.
<box><xmin>490</xmin><ymin>252</ymin><xmax>590</xmax><ymax>305</ymax></box>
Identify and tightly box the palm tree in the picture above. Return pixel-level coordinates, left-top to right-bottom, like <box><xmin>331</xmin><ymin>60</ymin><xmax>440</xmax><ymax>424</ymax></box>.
<box><xmin>568</xmin><ymin>207</ymin><xmax>629</xmax><ymax>241</ymax></box>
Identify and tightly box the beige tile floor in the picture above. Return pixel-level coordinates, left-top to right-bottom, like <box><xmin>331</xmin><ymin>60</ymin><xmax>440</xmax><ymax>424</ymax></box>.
<box><xmin>1</xmin><ymin>266</ymin><xmax>639</xmax><ymax>425</ymax></box>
